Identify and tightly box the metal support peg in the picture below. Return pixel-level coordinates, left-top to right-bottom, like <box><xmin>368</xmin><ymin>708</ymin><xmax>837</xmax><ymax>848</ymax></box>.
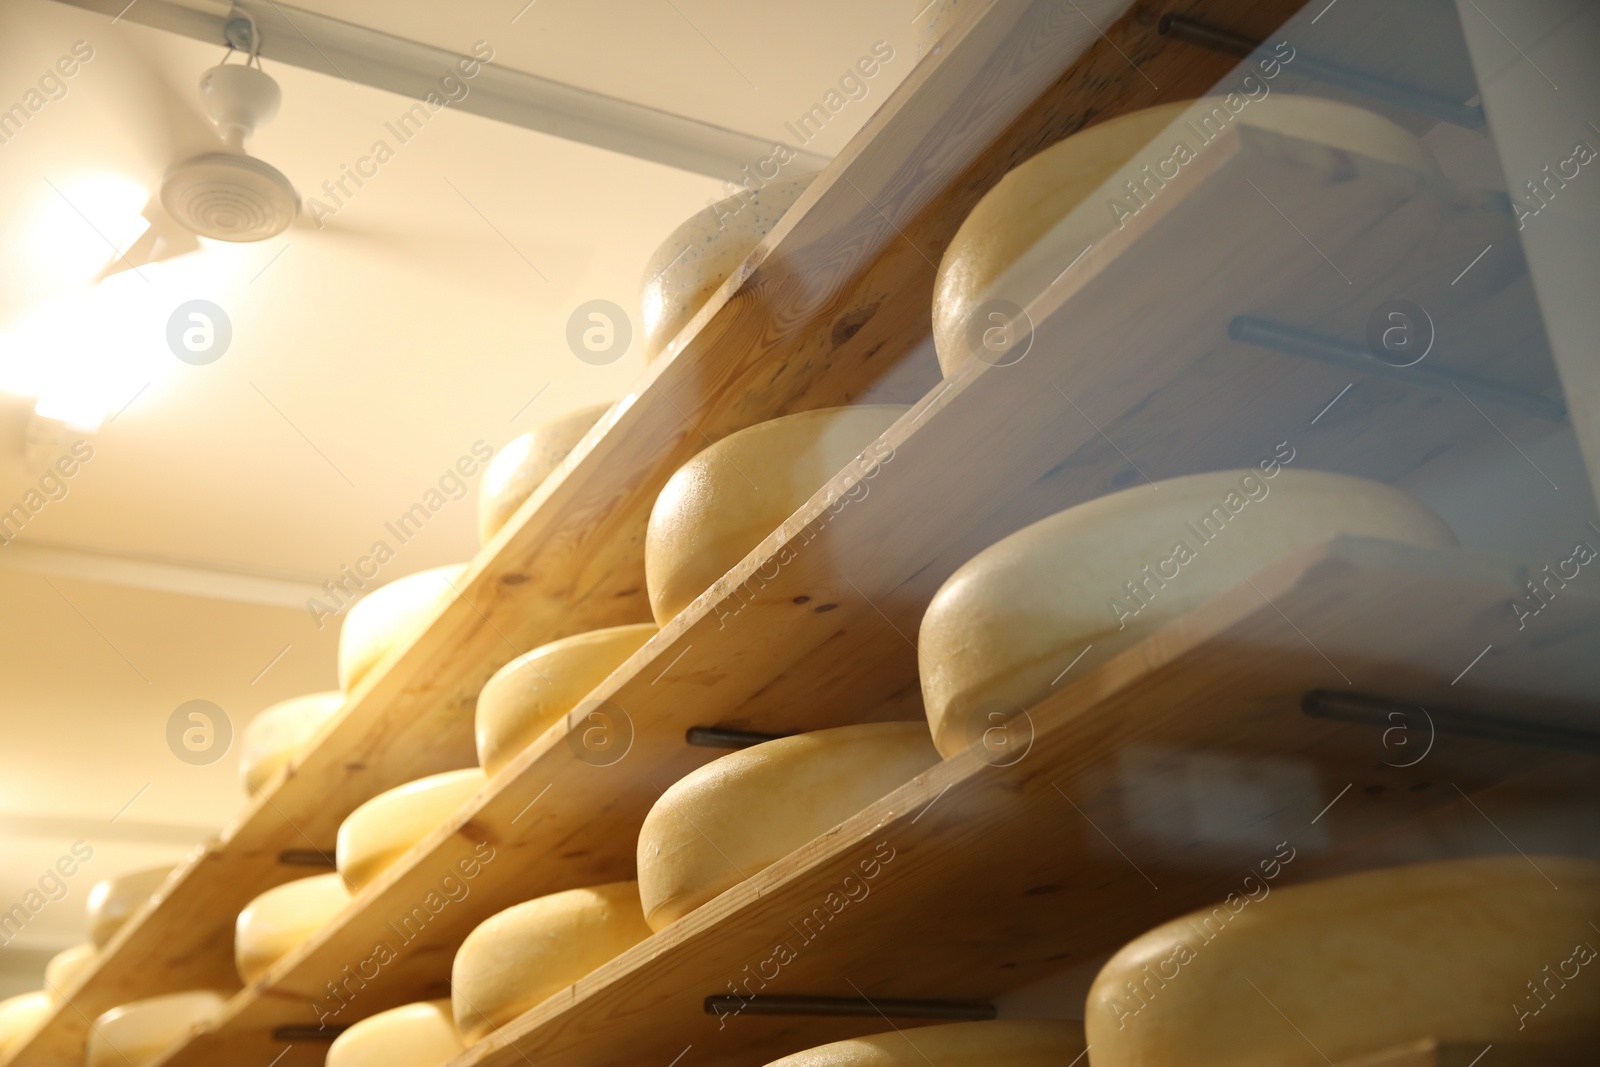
<box><xmin>1229</xmin><ymin>316</ymin><xmax>1567</xmax><ymax>424</ymax></box>
<box><xmin>705</xmin><ymin>995</ymin><xmax>997</xmax><ymax>1021</ymax></box>
<box><xmin>271</xmin><ymin>1026</ymin><xmax>345</xmax><ymax>1041</ymax></box>
<box><xmin>686</xmin><ymin>726</ymin><xmax>791</xmax><ymax>749</ymax></box>
<box><xmin>1158</xmin><ymin>13</ymin><xmax>1485</xmax><ymax>129</ymax></box>
<box><xmin>1302</xmin><ymin>690</ymin><xmax>1600</xmax><ymax>756</ymax></box>
<box><xmin>278</xmin><ymin>848</ymin><xmax>337</xmax><ymax>867</ymax></box>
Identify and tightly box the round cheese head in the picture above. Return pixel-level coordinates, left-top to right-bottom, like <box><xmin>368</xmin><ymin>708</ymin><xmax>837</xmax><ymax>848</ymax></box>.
<box><xmin>85</xmin><ymin>991</ymin><xmax>225</xmax><ymax>1067</ymax></box>
<box><xmin>337</xmin><ymin>768</ymin><xmax>487</xmax><ymax>892</ymax></box>
<box><xmin>479</xmin><ymin>402</ymin><xmax>614</xmax><ymax>544</ymax></box>
<box><xmin>476</xmin><ymin>623</ymin><xmax>658</xmax><ymax>777</ymax></box>
<box><xmin>239</xmin><ymin>691</ymin><xmax>345</xmax><ymax>795</ymax></box>
<box><xmin>1087</xmin><ymin>855</ymin><xmax>1600</xmax><ymax>1064</ymax></box>
<box><xmin>764</xmin><ymin>1019</ymin><xmax>1086</xmax><ymax>1066</ymax></box>
<box><xmin>327</xmin><ymin>999</ymin><xmax>465</xmax><ymax>1067</ymax></box>
<box><xmin>339</xmin><ymin>564</ymin><xmax>467</xmax><ymax>692</ymax></box>
<box><xmin>646</xmin><ymin>405</ymin><xmax>907</xmax><ymax>624</ymax></box>
<box><xmin>235</xmin><ymin>872</ymin><xmax>352</xmax><ymax>985</ymax></box>
<box><xmin>86</xmin><ymin>864</ymin><xmax>178</xmax><ymax>948</ymax></box>
<box><xmin>43</xmin><ymin>943</ymin><xmax>96</xmax><ymax>1001</ymax></box>
<box><xmin>919</xmin><ymin>468</ymin><xmax>1457</xmax><ymax>757</ymax></box>
<box><xmin>451</xmin><ymin>881</ymin><xmax>652</xmax><ymax>1044</ymax></box>
<box><xmin>640</xmin><ymin>172</ymin><xmax>815</xmax><ymax>362</ymax></box>
<box><xmin>637</xmin><ymin>722</ymin><xmax>940</xmax><ymax>931</ymax></box>
<box><xmin>932</xmin><ymin>96</ymin><xmax>1437</xmax><ymax>376</ymax></box>
<box><xmin>0</xmin><ymin>992</ymin><xmax>51</xmax><ymax>1058</ymax></box>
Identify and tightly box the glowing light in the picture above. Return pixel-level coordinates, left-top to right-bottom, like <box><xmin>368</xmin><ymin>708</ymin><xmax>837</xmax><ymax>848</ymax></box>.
<box><xmin>0</xmin><ymin>187</ymin><xmax>261</xmax><ymax>431</ymax></box>
<box><xmin>2</xmin><ymin>268</ymin><xmax>172</xmax><ymax>433</ymax></box>
<box><xmin>25</xmin><ymin>174</ymin><xmax>152</xmax><ymax>289</ymax></box>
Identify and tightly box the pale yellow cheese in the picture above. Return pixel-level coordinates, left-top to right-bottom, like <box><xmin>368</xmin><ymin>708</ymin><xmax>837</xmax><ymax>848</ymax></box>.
<box><xmin>86</xmin><ymin>865</ymin><xmax>177</xmax><ymax>948</ymax></box>
<box><xmin>919</xmin><ymin>469</ymin><xmax>1457</xmax><ymax>757</ymax></box>
<box><xmin>764</xmin><ymin>1019</ymin><xmax>1086</xmax><ymax>1066</ymax></box>
<box><xmin>85</xmin><ymin>991</ymin><xmax>224</xmax><ymax>1067</ymax></box>
<box><xmin>337</xmin><ymin>768</ymin><xmax>487</xmax><ymax>892</ymax></box>
<box><xmin>640</xmin><ymin>172</ymin><xmax>815</xmax><ymax>362</ymax></box>
<box><xmin>645</xmin><ymin>405</ymin><xmax>908</xmax><ymax>624</ymax></box>
<box><xmin>1086</xmin><ymin>855</ymin><xmax>1600</xmax><ymax>1064</ymax></box>
<box><xmin>637</xmin><ymin>722</ymin><xmax>940</xmax><ymax>931</ymax></box>
<box><xmin>478</xmin><ymin>402</ymin><xmax>614</xmax><ymax>544</ymax></box>
<box><xmin>43</xmin><ymin>943</ymin><xmax>96</xmax><ymax>1001</ymax></box>
<box><xmin>933</xmin><ymin>96</ymin><xmax>1438</xmax><ymax>375</ymax></box>
<box><xmin>476</xmin><ymin>623</ymin><xmax>658</xmax><ymax>777</ymax></box>
<box><xmin>0</xmin><ymin>991</ymin><xmax>51</xmax><ymax>1058</ymax></box>
<box><xmin>235</xmin><ymin>872</ymin><xmax>352</xmax><ymax>984</ymax></box>
<box><xmin>338</xmin><ymin>564</ymin><xmax>467</xmax><ymax>692</ymax></box>
<box><xmin>327</xmin><ymin>999</ymin><xmax>465</xmax><ymax>1067</ymax></box>
<box><xmin>239</xmin><ymin>691</ymin><xmax>345</xmax><ymax>795</ymax></box>
<box><xmin>451</xmin><ymin>881</ymin><xmax>653</xmax><ymax>1044</ymax></box>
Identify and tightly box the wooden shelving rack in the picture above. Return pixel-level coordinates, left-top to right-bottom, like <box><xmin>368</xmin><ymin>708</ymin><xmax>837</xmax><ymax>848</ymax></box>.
<box><xmin>10</xmin><ymin>0</ymin><xmax>1596</xmax><ymax>1065</ymax></box>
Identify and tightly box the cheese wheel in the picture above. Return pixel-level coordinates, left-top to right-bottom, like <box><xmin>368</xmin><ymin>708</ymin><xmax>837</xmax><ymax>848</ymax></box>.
<box><xmin>86</xmin><ymin>865</ymin><xmax>178</xmax><ymax>948</ymax></box>
<box><xmin>640</xmin><ymin>172</ymin><xmax>815</xmax><ymax>362</ymax></box>
<box><xmin>646</xmin><ymin>405</ymin><xmax>908</xmax><ymax>624</ymax></box>
<box><xmin>44</xmin><ymin>943</ymin><xmax>96</xmax><ymax>1001</ymax></box>
<box><xmin>476</xmin><ymin>623</ymin><xmax>658</xmax><ymax>777</ymax></box>
<box><xmin>0</xmin><ymin>992</ymin><xmax>51</xmax><ymax>1058</ymax></box>
<box><xmin>932</xmin><ymin>96</ymin><xmax>1437</xmax><ymax>375</ymax></box>
<box><xmin>764</xmin><ymin>1019</ymin><xmax>1086</xmax><ymax>1066</ymax></box>
<box><xmin>239</xmin><ymin>691</ymin><xmax>344</xmax><ymax>795</ymax></box>
<box><xmin>479</xmin><ymin>402</ymin><xmax>614</xmax><ymax>544</ymax></box>
<box><xmin>452</xmin><ymin>881</ymin><xmax>653</xmax><ymax>1044</ymax></box>
<box><xmin>235</xmin><ymin>872</ymin><xmax>352</xmax><ymax>984</ymax></box>
<box><xmin>327</xmin><ymin>999</ymin><xmax>465</xmax><ymax>1067</ymax></box>
<box><xmin>85</xmin><ymin>991</ymin><xmax>224</xmax><ymax>1067</ymax></box>
<box><xmin>919</xmin><ymin>469</ymin><xmax>1457</xmax><ymax>757</ymax></box>
<box><xmin>638</xmin><ymin>722</ymin><xmax>940</xmax><ymax>931</ymax></box>
<box><xmin>339</xmin><ymin>564</ymin><xmax>467</xmax><ymax>692</ymax></box>
<box><xmin>337</xmin><ymin>769</ymin><xmax>487</xmax><ymax>892</ymax></box>
<box><xmin>1087</xmin><ymin>855</ymin><xmax>1600</xmax><ymax>1064</ymax></box>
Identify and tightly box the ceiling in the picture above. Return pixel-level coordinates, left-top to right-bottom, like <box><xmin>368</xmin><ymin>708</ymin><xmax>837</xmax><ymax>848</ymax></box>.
<box><xmin>0</xmin><ymin>0</ymin><xmax>922</xmax><ymax>979</ymax></box>
<box><xmin>290</xmin><ymin>0</ymin><xmax>912</xmax><ymax>159</ymax></box>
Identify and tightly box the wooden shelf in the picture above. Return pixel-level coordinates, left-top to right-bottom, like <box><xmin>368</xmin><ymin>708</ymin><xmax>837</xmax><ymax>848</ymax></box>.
<box><xmin>445</xmin><ymin>536</ymin><xmax>1600</xmax><ymax>1067</ymax></box>
<box><xmin>11</xmin><ymin>0</ymin><xmax>1586</xmax><ymax>1065</ymax></box>
<box><xmin>8</xmin><ymin>1</ymin><xmax>1310</xmax><ymax>1064</ymax></box>
<box><xmin>148</xmin><ymin>101</ymin><xmax>1573</xmax><ymax>1067</ymax></box>
<box><xmin>148</xmin><ymin>521</ymin><xmax>1600</xmax><ymax>1067</ymax></box>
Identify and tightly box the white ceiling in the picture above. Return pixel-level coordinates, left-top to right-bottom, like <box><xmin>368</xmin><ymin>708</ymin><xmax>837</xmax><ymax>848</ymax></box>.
<box><xmin>0</xmin><ymin>0</ymin><xmax>921</xmax><ymax>974</ymax></box>
<box><xmin>293</xmin><ymin>0</ymin><xmax>915</xmax><ymax>158</ymax></box>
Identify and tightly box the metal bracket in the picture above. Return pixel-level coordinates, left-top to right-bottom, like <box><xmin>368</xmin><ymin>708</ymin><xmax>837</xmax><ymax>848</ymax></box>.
<box><xmin>223</xmin><ymin>16</ymin><xmax>255</xmax><ymax>53</ymax></box>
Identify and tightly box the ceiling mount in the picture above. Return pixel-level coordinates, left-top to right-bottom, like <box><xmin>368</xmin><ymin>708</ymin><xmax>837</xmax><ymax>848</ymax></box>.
<box><xmin>222</xmin><ymin>14</ymin><xmax>256</xmax><ymax>54</ymax></box>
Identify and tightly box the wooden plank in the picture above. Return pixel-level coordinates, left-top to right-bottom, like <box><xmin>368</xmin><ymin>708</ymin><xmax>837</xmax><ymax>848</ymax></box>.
<box><xmin>1454</xmin><ymin>0</ymin><xmax>1600</xmax><ymax>505</ymax></box>
<box><xmin>0</xmin><ymin>3</ymin><xmax>1310</xmax><ymax>1066</ymax></box>
<box><xmin>447</xmin><ymin>536</ymin><xmax>1600</xmax><ymax>1067</ymax></box>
